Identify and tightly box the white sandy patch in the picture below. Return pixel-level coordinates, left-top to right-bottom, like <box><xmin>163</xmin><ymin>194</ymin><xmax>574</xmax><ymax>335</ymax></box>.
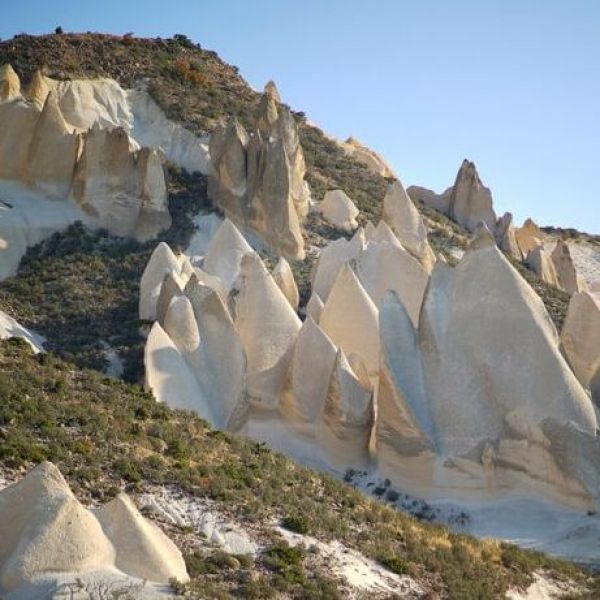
<box><xmin>543</xmin><ymin>236</ymin><xmax>600</xmax><ymax>288</ymax></box>
<box><xmin>276</xmin><ymin>526</ymin><xmax>424</xmax><ymax>598</ymax></box>
<box><xmin>506</xmin><ymin>571</ymin><xmax>582</xmax><ymax>599</ymax></box>
<box><xmin>137</xmin><ymin>487</ymin><xmax>257</xmax><ymax>556</ymax></box>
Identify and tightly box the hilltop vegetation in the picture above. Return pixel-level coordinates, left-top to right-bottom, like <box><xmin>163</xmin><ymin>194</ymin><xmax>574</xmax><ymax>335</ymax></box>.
<box><xmin>0</xmin><ymin>338</ymin><xmax>598</xmax><ymax>598</ymax></box>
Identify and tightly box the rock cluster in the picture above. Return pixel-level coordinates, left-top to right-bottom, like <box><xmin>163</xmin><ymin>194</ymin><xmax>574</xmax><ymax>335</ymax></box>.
<box><xmin>142</xmin><ymin>219</ymin><xmax>600</xmax><ymax>511</ymax></box>
<box><xmin>208</xmin><ymin>82</ymin><xmax>310</xmax><ymax>259</ymax></box>
<box><xmin>0</xmin><ymin>462</ymin><xmax>188</xmax><ymax>598</ymax></box>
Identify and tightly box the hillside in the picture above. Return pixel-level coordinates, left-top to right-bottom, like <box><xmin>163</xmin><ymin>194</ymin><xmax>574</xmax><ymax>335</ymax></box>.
<box><xmin>0</xmin><ymin>32</ymin><xmax>572</xmax><ymax>377</ymax></box>
<box><xmin>1</xmin><ymin>337</ymin><xmax>598</xmax><ymax>598</ymax></box>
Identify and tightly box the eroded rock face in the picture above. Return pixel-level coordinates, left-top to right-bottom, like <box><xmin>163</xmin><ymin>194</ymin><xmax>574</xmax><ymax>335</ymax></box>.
<box><xmin>273</xmin><ymin>257</ymin><xmax>300</xmax><ymax>311</ymax></box>
<box><xmin>495</xmin><ymin>212</ymin><xmax>522</xmax><ymax>261</ymax></box>
<box><xmin>515</xmin><ymin>218</ymin><xmax>544</xmax><ymax>257</ymax></box>
<box><xmin>208</xmin><ymin>82</ymin><xmax>310</xmax><ymax>259</ymax></box>
<box><xmin>0</xmin><ymin>64</ymin><xmax>21</xmax><ymax>102</ymax></box>
<box><xmin>561</xmin><ymin>291</ymin><xmax>600</xmax><ymax>396</ymax></box>
<box><xmin>0</xmin><ymin>462</ymin><xmax>188</xmax><ymax>597</ymax></box>
<box><xmin>526</xmin><ymin>245</ymin><xmax>560</xmax><ymax>288</ymax></box>
<box><xmin>0</xmin><ymin>68</ymin><xmax>170</xmax><ymax>274</ymax></box>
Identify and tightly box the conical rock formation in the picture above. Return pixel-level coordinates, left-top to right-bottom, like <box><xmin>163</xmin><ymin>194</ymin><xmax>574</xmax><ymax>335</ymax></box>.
<box><xmin>320</xmin><ymin>189</ymin><xmax>359</xmax><ymax>233</ymax></box>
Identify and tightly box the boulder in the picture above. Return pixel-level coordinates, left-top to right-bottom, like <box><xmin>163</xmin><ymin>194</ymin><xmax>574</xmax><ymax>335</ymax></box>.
<box><xmin>342</xmin><ymin>136</ymin><xmax>396</xmax><ymax>179</ymax></box>
<box><xmin>139</xmin><ymin>242</ymin><xmax>181</xmax><ymax>321</ymax></box>
<box><xmin>320</xmin><ymin>264</ymin><xmax>379</xmax><ymax>378</ymax></box>
<box><xmin>272</xmin><ymin>256</ymin><xmax>300</xmax><ymax>311</ymax></box>
<box><xmin>561</xmin><ymin>291</ymin><xmax>600</xmax><ymax>393</ymax></box>
<box><xmin>382</xmin><ymin>180</ymin><xmax>436</xmax><ymax>271</ymax></box>
<box><xmin>526</xmin><ymin>245</ymin><xmax>560</xmax><ymax>288</ymax></box>
<box><xmin>446</xmin><ymin>159</ymin><xmax>497</xmax><ymax>233</ymax></box>
<box><xmin>0</xmin><ymin>64</ymin><xmax>20</xmax><ymax>102</ymax></box>
<box><xmin>319</xmin><ymin>189</ymin><xmax>359</xmax><ymax>233</ymax></box>
<box><xmin>552</xmin><ymin>240</ymin><xmax>588</xmax><ymax>295</ymax></box>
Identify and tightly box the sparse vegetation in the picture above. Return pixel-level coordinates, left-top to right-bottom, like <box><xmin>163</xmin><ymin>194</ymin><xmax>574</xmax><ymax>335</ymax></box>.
<box><xmin>0</xmin><ymin>338</ymin><xmax>596</xmax><ymax>598</ymax></box>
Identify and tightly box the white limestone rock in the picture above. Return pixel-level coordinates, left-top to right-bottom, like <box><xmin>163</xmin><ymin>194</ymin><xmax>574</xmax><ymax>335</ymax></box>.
<box><xmin>319</xmin><ymin>189</ymin><xmax>359</xmax><ymax>233</ymax></box>
<box><xmin>447</xmin><ymin>159</ymin><xmax>497</xmax><ymax>233</ymax></box>
<box><xmin>561</xmin><ymin>291</ymin><xmax>600</xmax><ymax>395</ymax></box>
<box><xmin>306</xmin><ymin>292</ymin><xmax>324</xmax><ymax>323</ymax></box>
<box><xmin>128</xmin><ymin>88</ymin><xmax>210</xmax><ymax>174</ymax></box>
<box><xmin>320</xmin><ymin>264</ymin><xmax>379</xmax><ymax>378</ymax></box>
<box><xmin>139</xmin><ymin>242</ymin><xmax>181</xmax><ymax>321</ymax></box>
<box><xmin>230</xmin><ymin>253</ymin><xmax>301</xmax><ymax>408</ymax></box>
<box><xmin>203</xmin><ymin>218</ymin><xmax>254</xmax><ymax>292</ymax></box>
<box><xmin>382</xmin><ymin>180</ymin><xmax>436</xmax><ymax>272</ymax></box>
<box><xmin>355</xmin><ymin>240</ymin><xmax>429</xmax><ymax>326</ymax></box>
<box><xmin>552</xmin><ymin>240</ymin><xmax>588</xmax><ymax>295</ymax></box>
<box><xmin>311</xmin><ymin>230</ymin><xmax>365</xmax><ymax>302</ymax></box>
<box><xmin>319</xmin><ymin>350</ymin><xmax>374</xmax><ymax>471</ymax></box>
<box><xmin>95</xmin><ymin>493</ymin><xmax>189</xmax><ymax>584</ymax></box>
<box><xmin>0</xmin><ymin>462</ymin><xmax>188</xmax><ymax>598</ymax></box>
<box><xmin>272</xmin><ymin>257</ymin><xmax>300</xmax><ymax>311</ymax></box>
<box><xmin>526</xmin><ymin>245</ymin><xmax>560</xmax><ymax>288</ymax></box>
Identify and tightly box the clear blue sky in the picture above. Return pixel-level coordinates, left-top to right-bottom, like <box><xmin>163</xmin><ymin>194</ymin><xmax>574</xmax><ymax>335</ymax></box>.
<box><xmin>2</xmin><ymin>1</ymin><xmax>599</xmax><ymax>232</ymax></box>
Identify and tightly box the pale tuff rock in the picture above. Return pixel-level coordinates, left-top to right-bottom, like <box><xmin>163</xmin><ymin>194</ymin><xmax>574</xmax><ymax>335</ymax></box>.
<box><xmin>382</xmin><ymin>180</ymin><xmax>436</xmax><ymax>271</ymax></box>
<box><xmin>306</xmin><ymin>292</ymin><xmax>325</xmax><ymax>323</ymax></box>
<box><xmin>280</xmin><ymin>317</ymin><xmax>338</xmax><ymax>427</ymax></box>
<box><xmin>139</xmin><ymin>242</ymin><xmax>181</xmax><ymax>321</ymax></box>
<box><xmin>0</xmin><ymin>72</ymin><xmax>170</xmax><ymax>248</ymax></box>
<box><xmin>319</xmin><ymin>350</ymin><xmax>374</xmax><ymax>471</ymax></box>
<box><xmin>0</xmin><ymin>462</ymin><xmax>188</xmax><ymax>597</ymax></box>
<box><xmin>469</xmin><ymin>221</ymin><xmax>497</xmax><ymax>250</ymax></box>
<box><xmin>561</xmin><ymin>291</ymin><xmax>600</xmax><ymax>395</ymax></box>
<box><xmin>264</xmin><ymin>80</ymin><xmax>281</xmax><ymax>102</ymax></box>
<box><xmin>377</xmin><ymin>292</ymin><xmax>435</xmax><ymax>489</ymax></box>
<box><xmin>272</xmin><ymin>256</ymin><xmax>300</xmax><ymax>311</ymax></box>
<box><xmin>363</xmin><ymin>220</ymin><xmax>376</xmax><ymax>240</ymax></box>
<box><xmin>0</xmin><ymin>64</ymin><xmax>20</xmax><ymax>102</ymax></box>
<box><xmin>155</xmin><ymin>272</ymin><xmax>186</xmax><ymax>326</ymax></box>
<box><xmin>370</xmin><ymin>220</ymin><xmax>404</xmax><ymax>249</ymax></box>
<box><xmin>203</xmin><ymin>218</ymin><xmax>254</xmax><ymax>292</ymax></box>
<box><xmin>0</xmin><ymin>310</ymin><xmax>44</xmax><ymax>353</ymax></box>
<box><xmin>515</xmin><ymin>218</ymin><xmax>544</xmax><ymax>257</ymax></box>
<box><xmin>447</xmin><ymin>159</ymin><xmax>497</xmax><ymax>233</ymax></box>
<box><xmin>355</xmin><ymin>240</ymin><xmax>429</xmax><ymax>326</ymax></box>
<box><xmin>128</xmin><ymin>88</ymin><xmax>210</xmax><ymax>175</ymax></box>
<box><xmin>163</xmin><ymin>295</ymin><xmax>201</xmax><ymax>355</ymax></box>
<box><xmin>320</xmin><ymin>264</ymin><xmax>379</xmax><ymax>377</ymax></box>
<box><xmin>42</xmin><ymin>75</ymin><xmax>133</xmax><ymax>132</ymax></box>
<box><xmin>230</xmin><ymin>253</ymin><xmax>301</xmax><ymax>407</ymax></box>
<box><xmin>526</xmin><ymin>245</ymin><xmax>560</xmax><ymax>288</ymax></box>
<box><xmin>25</xmin><ymin>70</ymin><xmax>50</xmax><ymax>107</ymax></box>
<box><xmin>552</xmin><ymin>240</ymin><xmax>589</xmax><ymax>295</ymax></box>
<box><xmin>73</xmin><ymin>125</ymin><xmax>170</xmax><ymax>240</ymax></box>
<box><xmin>96</xmin><ymin>493</ymin><xmax>189</xmax><ymax>584</ymax></box>
<box><xmin>311</xmin><ymin>229</ymin><xmax>365</xmax><ymax>302</ymax></box>
<box><xmin>495</xmin><ymin>212</ymin><xmax>522</xmax><ymax>260</ymax></box>
<box><xmin>342</xmin><ymin>136</ymin><xmax>396</xmax><ymax>179</ymax></box>
<box><xmin>208</xmin><ymin>83</ymin><xmax>310</xmax><ymax>259</ymax></box>
<box><xmin>319</xmin><ymin>189</ymin><xmax>359</xmax><ymax>233</ymax></box>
